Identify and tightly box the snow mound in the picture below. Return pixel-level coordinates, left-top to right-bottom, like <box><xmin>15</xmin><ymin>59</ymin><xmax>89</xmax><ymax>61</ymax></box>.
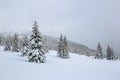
<box><xmin>0</xmin><ymin>47</ymin><xmax>120</xmax><ymax>80</ymax></box>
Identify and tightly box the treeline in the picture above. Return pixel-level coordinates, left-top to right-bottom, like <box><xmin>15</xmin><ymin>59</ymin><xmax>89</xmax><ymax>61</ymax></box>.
<box><xmin>0</xmin><ymin>21</ymin><xmax>119</xmax><ymax>63</ymax></box>
<box><xmin>1</xmin><ymin>21</ymin><xmax>69</xmax><ymax>63</ymax></box>
<box><xmin>95</xmin><ymin>42</ymin><xmax>118</xmax><ymax>60</ymax></box>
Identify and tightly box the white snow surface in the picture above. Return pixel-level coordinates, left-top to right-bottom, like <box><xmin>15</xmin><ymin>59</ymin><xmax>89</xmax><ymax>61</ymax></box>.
<box><xmin>0</xmin><ymin>46</ymin><xmax>120</xmax><ymax>80</ymax></box>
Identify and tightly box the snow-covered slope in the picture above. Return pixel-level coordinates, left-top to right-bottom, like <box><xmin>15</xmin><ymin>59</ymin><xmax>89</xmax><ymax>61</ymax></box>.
<box><xmin>0</xmin><ymin>46</ymin><xmax>120</xmax><ymax>80</ymax></box>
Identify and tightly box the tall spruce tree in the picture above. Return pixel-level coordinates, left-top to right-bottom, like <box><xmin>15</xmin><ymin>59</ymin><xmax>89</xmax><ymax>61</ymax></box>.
<box><xmin>95</xmin><ymin>42</ymin><xmax>103</xmax><ymax>59</ymax></box>
<box><xmin>21</xmin><ymin>35</ymin><xmax>29</xmax><ymax>56</ymax></box>
<box><xmin>106</xmin><ymin>46</ymin><xmax>112</xmax><ymax>60</ymax></box>
<box><xmin>12</xmin><ymin>33</ymin><xmax>19</xmax><ymax>52</ymax></box>
<box><xmin>28</xmin><ymin>21</ymin><xmax>46</xmax><ymax>63</ymax></box>
<box><xmin>57</xmin><ymin>34</ymin><xmax>69</xmax><ymax>59</ymax></box>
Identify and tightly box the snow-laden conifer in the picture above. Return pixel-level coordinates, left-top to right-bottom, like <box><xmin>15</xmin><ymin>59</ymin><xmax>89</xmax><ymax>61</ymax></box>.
<box><xmin>95</xmin><ymin>42</ymin><xmax>103</xmax><ymax>59</ymax></box>
<box><xmin>28</xmin><ymin>21</ymin><xmax>46</xmax><ymax>63</ymax></box>
<box><xmin>21</xmin><ymin>35</ymin><xmax>30</xmax><ymax>56</ymax></box>
<box><xmin>4</xmin><ymin>35</ymin><xmax>12</xmax><ymax>51</ymax></box>
<box><xmin>12</xmin><ymin>33</ymin><xmax>19</xmax><ymax>52</ymax></box>
<box><xmin>57</xmin><ymin>34</ymin><xmax>69</xmax><ymax>59</ymax></box>
<box><xmin>106</xmin><ymin>46</ymin><xmax>112</xmax><ymax>60</ymax></box>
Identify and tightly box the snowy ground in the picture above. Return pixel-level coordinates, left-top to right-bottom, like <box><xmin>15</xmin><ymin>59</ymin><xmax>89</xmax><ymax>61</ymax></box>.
<box><xmin>0</xmin><ymin>46</ymin><xmax>120</xmax><ymax>80</ymax></box>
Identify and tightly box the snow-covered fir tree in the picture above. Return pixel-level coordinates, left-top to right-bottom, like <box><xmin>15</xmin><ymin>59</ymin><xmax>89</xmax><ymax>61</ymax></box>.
<box><xmin>0</xmin><ymin>34</ymin><xmax>2</xmax><ymax>46</ymax></box>
<box><xmin>12</xmin><ymin>33</ymin><xmax>19</xmax><ymax>52</ymax></box>
<box><xmin>86</xmin><ymin>51</ymin><xmax>90</xmax><ymax>57</ymax></box>
<box><xmin>57</xmin><ymin>34</ymin><xmax>63</xmax><ymax>57</ymax></box>
<box><xmin>21</xmin><ymin>35</ymin><xmax>30</xmax><ymax>57</ymax></box>
<box><xmin>106</xmin><ymin>46</ymin><xmax>113</xmax><ymax>60</ymax></box>
<box><xmin>28</xmin><ymin>21</ymin><xmax>46</xmax><ymax>63</ymax></box>
<box><xmin>57</xmin><ymin>34</ymin><xmax>69</xmax><ymax>59</ymax></box>
<box><xmin>0</xmin><ymin>34</ymin><xmax>5</xmax><ymax>46</ymax></box>
<box><xmin>63</xmin><ymin>36</ymin><xmax>69</xmax><ymax>58</ymax></box>
<box><xmin>42</xmin><ymin>37</ymin><xmax>49</xmax><ymax>52</ymax></box>
<box><xmin>18</xmin><ymin>38</ymin><xmax>24</xmax><ymax>52</ymax></box>
<box><xmin>95</xmin><ymin>42</ymin><xmax>103</xmax><ymax>59</ymax></box>
<box><xmin>4</xmin><ymin>35</ymin><xmax>12</xmax><ymax>51</ymax></box>
<box><xmin>111</xmin><ymin>48</ymin><xmax>115</xmax><ymax>60</ymax></box>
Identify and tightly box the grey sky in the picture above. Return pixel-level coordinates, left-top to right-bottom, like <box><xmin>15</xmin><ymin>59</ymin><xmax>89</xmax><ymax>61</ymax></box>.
<box><xmin>0</xmin><ymin>0</ymin><xmax>120</xmax><ymax>53</ymax></box>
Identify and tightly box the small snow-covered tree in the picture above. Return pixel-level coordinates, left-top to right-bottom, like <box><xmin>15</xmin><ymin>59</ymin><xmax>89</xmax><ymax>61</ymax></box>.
<box><xmin>0</xmin><ymin>34</ymin><xmax>5</xmax><ymax>46</ymax></box>
<box><xmin>95</xmin><ymin>42</ymin><xmax>103</xmax><ymax>59</ymax></box>
<box><xmin>42</xmin><ymin>37</ymin><xmax>49</xmax><ymax>52</ymax></box>
<box><xmin>57</xmin><ymin>34</ymin><xmax>63</xmax><ymax>57</ymax></box>
<box><xmin>111</xmin><ymin>48</ymin><xmax>115</xmax><ymax>60</ymax></box>
<box><xmin>86</xmin><ymin>51</ymin><xmax>90</xmax><ymax>57</ymax></box>
<box><xmin>63</xmin><ymin>36</ymin><xmax>69</xmax><ymax>58</ymax></box>
<box><xmin>28</xmin><ymin>21</ymin><xmax>46</xmax><ymax>63</ymax></box>
<box><xmin>0</xmin><ymin>34</ymin><xmax>2</xmax><ymax>45</ymax></box>
<box><xmin>106</xmin><ymin>46</ymin><xmax>112</xmax><ymax>60</ymax></box>
<box><xmin>12</xmin><ymin>33</ymin><xmax>20</xmax><ymax>52</ymax></box>
<box><xmin>21</xmin><ymin>35</ymin><xmax>30</xmax><ymax>57</ymax></box>
<box><xmin>19</xmin><ymin>39</ymin><xmax>23</xmax><ymax>52</ymax></box>
<box><xmin>4</xmin><ymin>35</ymin><xmax>12</xmax><ymax>51</ymax></box>
<box><xmin>57</xmin><ymin>34</ymin><xmax>69</xmax><ymax>59</ymax></box>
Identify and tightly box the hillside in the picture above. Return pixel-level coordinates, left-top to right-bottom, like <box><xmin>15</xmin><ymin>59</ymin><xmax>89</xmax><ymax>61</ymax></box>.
<box><xmin>44</xmin><ymin>35</ymin><xmax>95</xmax><ymax>56</ymax></box>
<box><xmin>0</xmin><ymin>32</ymin><xmax>96</xmax><ymax>56</ymax></box>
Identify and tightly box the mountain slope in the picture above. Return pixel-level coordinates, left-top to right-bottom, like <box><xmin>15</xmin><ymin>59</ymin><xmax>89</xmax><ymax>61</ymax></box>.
<box><xmin>41</xmin><ymin>34</ymin><xmax>95</xmax><ymax>56</ymax></box>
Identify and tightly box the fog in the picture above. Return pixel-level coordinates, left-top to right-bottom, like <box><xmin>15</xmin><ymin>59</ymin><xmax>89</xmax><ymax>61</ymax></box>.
<box><xmin>0</xmin><ymin>0</ymin><xmax>120</xmax><ymax>53</ymax></box>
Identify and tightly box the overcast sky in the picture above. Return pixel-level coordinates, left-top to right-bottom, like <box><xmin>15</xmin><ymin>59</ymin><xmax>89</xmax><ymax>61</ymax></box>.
<box><xmin>0</xmin><ymin>0</ymin><xmax>120</xmax><ymax>53</ymax></box>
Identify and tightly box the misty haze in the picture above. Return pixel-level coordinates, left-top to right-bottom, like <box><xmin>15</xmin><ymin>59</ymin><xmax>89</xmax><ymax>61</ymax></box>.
<box><xmin>0</xmin><ymin>0</ymin><xmax>120</xmax><ymax>80</ymax></box>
